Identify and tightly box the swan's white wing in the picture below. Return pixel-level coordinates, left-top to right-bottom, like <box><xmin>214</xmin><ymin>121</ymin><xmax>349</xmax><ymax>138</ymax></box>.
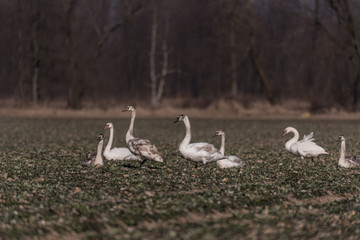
<box><xmin>181</xmin><ymin>142</ymin><xmax>225</xmax><ymax>162</ymax></box>
<box><xmin>128</xmin><ymin>138</ymin><xmax>163</xmax><ymax>162</ymax></box>
<box><xmin>288</xmin><ymin>142</ymin><xmax>301</xmax><ymax>155</ymax></box>
<box><xmin>217</xmin><ymin>154</ymin><xmax>245</xmax><ymax>168</ymax></box>
<box><xmin>297</xmin><ymin>141</ymin><xmax>328</xmax><ymax>157</ymax></box>
<box><xmin>194</xmin><ymin>143</ymin><xmax>224</xmax><ymax>159</ymax></box>
<box><xmin>105</xmin><ymin>147</ymin><xmax>140</xmax><ymax>161</ymax></box>
<box><xmin>299</xmin><ymin>132</ymin><xmax>314</xmax><ymax>143</ymax></box>
<box><xmin>228</xmin><ymin>155</ymin><xmax>245</xmax><ymax>165</ymax></box>
<box><xmin>217</xmin><ymin>158</ymin><xmax>245</xmax><ymax>168</ymax></box>
<box><xmin>188</xmin><ymin>142</ymin><xmax>210</xmax><ymax>149</ymax></box>
<box><xmin>348</xmin><ymin>158</ymin><xmax>360</xmax><ymax>167</ymax></box>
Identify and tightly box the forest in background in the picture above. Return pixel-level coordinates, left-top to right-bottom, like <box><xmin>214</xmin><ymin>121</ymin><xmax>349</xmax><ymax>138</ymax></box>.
<box><xmin>1</xmin><ymin>0</ymin><xmax>360</xmax><ymax>111</ymax></box>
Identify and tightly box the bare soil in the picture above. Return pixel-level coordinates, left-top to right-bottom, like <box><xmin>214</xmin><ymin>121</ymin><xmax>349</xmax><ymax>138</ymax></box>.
<box><xmin>0</xmin><ymin>98</ymin><xmax>359</xmax><ymax>119</ymax></box>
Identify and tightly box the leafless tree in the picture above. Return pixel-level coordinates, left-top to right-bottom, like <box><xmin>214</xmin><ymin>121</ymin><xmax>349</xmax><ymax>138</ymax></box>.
<box><xmin>1</xmin><ymin>0</ymin><xmax>360</xmax><ymax>110</ymax></box>
<box><xmin>30</xmin><ymin>0</ymin><xmax>40</xmax><ymax>106</ymax></box>
<box><xmin>16</xmin><ymin>0</ymin><xmax>25</xmax><ymax>101</ymax></box>
<box><xmin>246</xmin><ymin>0</ymin><xmax>274</xmax><ymax>104</ymax></box>
<box><xmin>316</xmin><ymin>0</ymin><xmax>360</xmax><ymax>109</ymax></box>
<box><xmin>149</xmin><ymin>5</ymin><xmax>176</xmax><ymax>107</ymax></box>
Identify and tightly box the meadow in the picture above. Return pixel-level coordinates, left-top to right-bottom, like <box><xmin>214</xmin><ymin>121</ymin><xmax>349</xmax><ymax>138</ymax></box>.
<box><xmin>1</xmin><ymin>118</ymin><xmax>360</xmax><ymax>239</ymax></box>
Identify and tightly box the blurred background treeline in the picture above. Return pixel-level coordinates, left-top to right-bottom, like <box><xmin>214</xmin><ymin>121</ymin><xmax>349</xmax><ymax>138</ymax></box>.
<box><xmin>1</xmin><ymin>0</ymin><xmax>360</xmax><ymax>111</ymax></box>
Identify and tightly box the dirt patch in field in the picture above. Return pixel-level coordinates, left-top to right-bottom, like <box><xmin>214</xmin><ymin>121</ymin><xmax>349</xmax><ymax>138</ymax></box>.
<box><xmin>284</xmin><ymin>192</ymin><xmax>353</xmax><ymax>206</ymax></box>
<box><xmin>139</xmin><ymin>210</ymin><xmax>236</xmax><ymax>230</ymax></box>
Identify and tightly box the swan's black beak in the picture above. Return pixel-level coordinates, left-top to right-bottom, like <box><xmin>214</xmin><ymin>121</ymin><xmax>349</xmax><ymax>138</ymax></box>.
<box><xmin>173</xmin><ymin>119</ymin><xmax>179</xmax><ymax>124</ymax></box>
<box><xmin>122</xmin><ymin>109</ymin><xmax>128</xmax><ymax>112</ymax></box>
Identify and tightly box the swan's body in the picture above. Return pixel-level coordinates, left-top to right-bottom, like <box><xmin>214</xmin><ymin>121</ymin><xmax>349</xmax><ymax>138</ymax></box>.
<box><xmin>283</xmin><ymin>127</ymin><xmax>328</xmax><ymax>160</ymax></box>
<box><xmin>174</xmin><ymin>114</ymin><xmax>228</xmax><ymax>168</ymax></box>
<box><xmin>103</xmin><ymin>123</ymin><xmax>140</xmax><ymax>161</ymax></box>
<box><xmin>338</xmin><ymin>135</ymin><xmax>360</xmax><ymax>168</ymax></box>
<box><xmin>123</xmin><ymin>106</ymin><xmax>163</xmax><ymax>166</ymax></box>
<box><xmin>214</xmin><ymin>130</ymin><xmax>245</xmax><ymax>169</ymax></box>
<box><xmin>82</xmin><ymin>134</ymin><xmax>105</xmax><ymax>166</ymax></box>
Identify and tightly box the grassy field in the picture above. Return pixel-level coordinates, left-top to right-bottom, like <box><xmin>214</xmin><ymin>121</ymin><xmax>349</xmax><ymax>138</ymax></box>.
<box><xmin>1</xmin><ymin>118</ymin><xmax>360</xmax><ymax>239</ymax></box>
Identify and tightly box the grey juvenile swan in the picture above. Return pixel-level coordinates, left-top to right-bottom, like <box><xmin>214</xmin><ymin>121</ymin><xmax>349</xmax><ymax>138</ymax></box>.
<box><xmin>122</xmin><ymin>106</ymin><xmax>163</xmax><ymax>167</ymax></box>
<box><xmin>82</xmin><ymin>134</ymin><xmax>105</xmax><ymax>166</ymax></box>
<box><xmin>337</xmin><ymin>135</ymin><xmax>360</xmax><ymax>168</ymax></box>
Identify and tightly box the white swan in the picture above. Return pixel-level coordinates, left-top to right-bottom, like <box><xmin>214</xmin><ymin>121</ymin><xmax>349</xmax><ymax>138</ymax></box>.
<box><xmin>82</xmin><ymin>134</ymin><xmax>105</xmax><ymax>166</ymax></box>
<box><xmin>173</xmin><ymin>114</ymin><xmax>228</xmax><ymax>169</ymax></box>
<box><xmin>283</xmin><ymin>127</ymin><xmax>328</xmax><ymax>160</ymax></box>
<box><xmin>103</xmin><ymin>123</ymin><xmax>140</xmax><ymax>161</ymax></box>
<box><xmin>122</xmin><ymin>106</ymin><xmax>163</xmax><ymax>166</ymax></box>
<box><xmin>214</xmin><ymin>130</ymin><xmax>245</xmax><ymax>169</ymax></box>
<box><xmin>338</xmin><ymin>135</ymin><xmax>360</xmax><ymax>168</ymax></box>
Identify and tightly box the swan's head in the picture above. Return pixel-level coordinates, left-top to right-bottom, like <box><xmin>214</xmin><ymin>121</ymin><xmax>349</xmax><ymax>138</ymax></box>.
<box><xmin>97</xmin><ymin>134</ymin><xmax>104</xmax><ymax>142</ymax></box>
<box><xmin>173</xmin><ymin>114</ymin><xmax>187</xmax><ymax>124</ymax></box>
<box><xmin>214</xmin><ymin>130</ymin><xmax>225</xmax><ymax>136</ymax></box>
<box><xmin>283</xmin><ymin>127</ymin><xmax>295</xmax><ymax>136</ymax></box>
<box><xmin>338</xmin><ymin>135</ymin><xmax>345</xmax><ymax>142</ymax></box>
<box><xmin>104</xmin><ymin>123</ymin><xmax>113</xmax><ymax>130</ymax></box>
<box><xmin>122</xmin><ymin>105</ymin><xmax>136</xmax><ymax>112</ymax></box>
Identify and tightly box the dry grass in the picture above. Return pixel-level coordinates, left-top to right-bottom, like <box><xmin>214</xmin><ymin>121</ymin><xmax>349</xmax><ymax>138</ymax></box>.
<box><xmin>0</xmin><ymin>98</ymin><xmax>360</xmax><ymax>120</ymax></box>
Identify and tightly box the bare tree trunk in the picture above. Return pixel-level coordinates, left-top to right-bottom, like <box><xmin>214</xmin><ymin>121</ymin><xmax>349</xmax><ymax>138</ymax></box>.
<box><xmin>326</xmin><ymin>0</ymin><xmax>360</xmax><ymax>109</ymax></box>
<box><xmin>31</xmin><ymin>12</ymin><xmax>40</xmax><ymax>106</ymax></box>
<box><xmin>149</xmin><ymin>8</ymin><xmax>174</xmax><ymax>108</ymax></box>
<box><xmin>230</xmin><ymin>28</ymin><xmax>238</xmax><ymax>97</ymax></box>
<box><xmin>156</xmin><ymin>29</ymin><xmax>168</xmax><ymax>103</ymax></box>
<box><xmin>150</xmin><ymin>8</ymin><xmax>158</xmax><ymax>107</ymax></box>
<box><xmin>16</xmin><ymin>0</ymin><xmax>25</xmax><ymax>101</ymax></box>
<box><xmin>247</xmin><ymin>1</ymin><xmax>274</xmax><ymax>104</ymax></box>
<box><xmin>64</xmin><ymin>0</ymin><xmax>84</xmax><ymax>109</ymax></box>
<box><xmin>91</xmin><ymin>1</ymin><xmax>143</xmax><ymax>60</ymax></box>
<box><xmin>249</xmin><ymin>45</ymin><xmax>274</xmax><ymax>104</ymax></box>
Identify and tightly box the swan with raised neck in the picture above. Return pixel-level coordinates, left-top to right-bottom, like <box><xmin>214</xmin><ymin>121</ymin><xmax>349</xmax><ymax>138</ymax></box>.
<box><xmin>122</xmin><ymin>105</ymin><xmax>163</xmax><ymax>166</ymax></box>
<box><xmin>173</xmin><ymin>114</ymin><xmax>229</xmax><ymax>169</ymax></box>
<box><xmin>283</xmin><ymin>126</ymin><xmax>328</xmax><ymax>160</ymax></box>
<box><xmin>283</xmin><ymin>127</ymin><xmax>300</xmax><ymax>154</ymax></box>
<box><xmin>82</xmin><ymin>134</ymin><xmax>104</xmax><ymax>166</ymax></box>
<box><xmin>94</xmin><ymin>134</ymin><xmax>104</xmax><ymax>166</ymax></box>
<box><xmin>123</xmin><ymin>105</ymin><xmax>136</xmax><ymax>143</ymax></box>
<box><xmin>103</xmin><ymin>122</ymin><xmax>140</xmax><ymax>161</ymax></box>
<box><xmin>338</xmin><ymin>135</ymin><xmax>360</xmax><ymax>168</ymax></box>
<box><xmin>214</xmin><ymin>130</ymin><xmax>245</xmax><ymax>169</ymax></box>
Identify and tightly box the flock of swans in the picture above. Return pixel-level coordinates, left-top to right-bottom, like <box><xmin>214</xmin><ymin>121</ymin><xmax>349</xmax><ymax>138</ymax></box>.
<box><xmin>82</xmin><ymin>105</ymin><xmax>360</xmax><ymax>169</ymax></box>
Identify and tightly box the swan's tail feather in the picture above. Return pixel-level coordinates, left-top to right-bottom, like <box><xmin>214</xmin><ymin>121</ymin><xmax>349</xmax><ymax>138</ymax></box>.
<box><xmin>302</xmin><ymin>132</ymin><xmax>315</xmax><ymax>142</ymax></box>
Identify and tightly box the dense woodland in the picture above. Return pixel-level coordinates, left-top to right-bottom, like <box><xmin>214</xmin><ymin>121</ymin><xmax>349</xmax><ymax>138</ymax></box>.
<box><xmin>1</xmin><ymin>0</ymin><xmax>360</xmax><ymax>110</ymax></box>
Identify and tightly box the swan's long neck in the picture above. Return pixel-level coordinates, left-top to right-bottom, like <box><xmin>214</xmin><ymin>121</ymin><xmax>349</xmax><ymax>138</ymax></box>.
<box><xmin>220</xmin><ymin>134</ymin><xmax>225</xmax><ymax>155</ymax></box>
<box><xmin>180</xmin><ymin>117</ymin><xmax>191</xmax><ymax>148</ymax></box>
<box><xmin>339</xmin><ymin>140</ymin><xmax>346</xmax><ymax>161</ymax></box>
<box><xmin>285</xmin><ymin>128</ymin><xmax>300</xmax><ymax>150</ymax></box>
<box><xmin>105</xmin><ymin>127</ymin><xmax>114</xmax><ymax>153</ymax></box>
<box><xmin>95</xmin><ymin>140</ymin><xmax>104</xmax><ymax>165</ymax></box>
<box><xmin>126</xmin><ymin>110</ymin><xmax>136</xmax><ymax>143</ymax></box>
